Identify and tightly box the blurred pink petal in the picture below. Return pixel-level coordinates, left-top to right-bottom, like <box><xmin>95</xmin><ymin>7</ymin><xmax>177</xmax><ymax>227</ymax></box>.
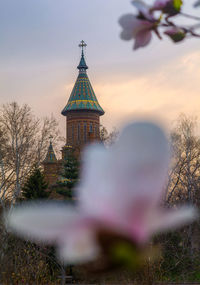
<box><xmin>134</xmin><ymin>30</ymin><xmax>152</xmax><ymax>49</ymax></box>
<box><xmin>153</xmin><ymin>0</ymin><xmax>171</xmax><ymax>10</ymax></box>
<box><xmin>57</xmin><ymin>225</ymin><xmax>100</xmax><ymax>263</ymax></box>
<box><xmin>7</xmin><ymin>203</ymin><xmax>81</xmax><ymax>242</ymax></box>
<box><xmin>78</xmin><ymin>145</ymin><xmax>114</xmax><ymax>220</ymax></box>
<box><xmin>7</xmin><ymin>202</ymin><xmax>100</xmax><ymax>263</ymax></box>
<box><xmin>148</xmin><ymin>207</ymin><xmax>197</xmax><ymax>234</ymax></box>
<box><xmin>119</xmin><ymin>14</ymin><xmax>155</xmax><ymax>49</ymax></box>
<box><xmin>109</xmin><ymin>122</ymin><xmax>169</xmax><ymax>213</ymax></box>
<box><xmin>119</xmin><ymin>14</ymin><xmax>140</xmax><ymax>38</ymax></box>
<box><xmin>132</xmin><ymin>0</ymin><xmax>154</xmax><ymax>20</ymax></box>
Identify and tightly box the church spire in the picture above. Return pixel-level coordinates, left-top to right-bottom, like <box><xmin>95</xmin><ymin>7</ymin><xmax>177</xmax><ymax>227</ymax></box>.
<box><xmin>44</xmin><ymin>136</ymin><xmax>57</xmax><ymax>163</ymax></box>
<box><xmin>61</xmin><ymin>41</ymin><xmax>104</xmax><ymax>116</ymax></box>
<box><xmin>77</xmin><ymin>40</ymin><xmax>88</xmax><ymax>71</ymax></box>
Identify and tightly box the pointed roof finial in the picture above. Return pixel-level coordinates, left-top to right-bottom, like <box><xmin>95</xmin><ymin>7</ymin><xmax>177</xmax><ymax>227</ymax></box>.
<box><xmin>79</xmin><ymin>40</ymin><xmax>87</xmax><ymax>56</ymax></box>
<box><xmin>49</xmin><ymin>135</ymin><xmax>53</xmax><ymax>144</ymax></box>
<box><xmin>77</xmin><ymin>40</ymin><xmax>88</xmax><ymax>70</ymax></box>
<box><xmin>43</xmin><ymin>137</ymin><xmax>57</xmax><ymax>163</ymax></box>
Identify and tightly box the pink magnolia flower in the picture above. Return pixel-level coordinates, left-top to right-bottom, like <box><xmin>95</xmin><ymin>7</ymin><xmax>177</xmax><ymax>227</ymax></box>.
<box><xmin>6</xmin><ymin>121</ymin><xmax>196</xmax><ymax>264</ymax></box>
<box><xmin>119</xmin><ymin>1</ymin><xmax>159</xmax><ymax>50</ymax></box>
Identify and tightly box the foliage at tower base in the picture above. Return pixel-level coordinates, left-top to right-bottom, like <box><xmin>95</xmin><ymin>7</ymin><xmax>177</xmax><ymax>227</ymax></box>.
<box><xmin>56</xmin><ymin>151</ymin><xmax>79</xmax><ymax>200</ymax></box>
<box><xmin>21</xmin><ymin>167</ymin><xmax>50</xmax><ymax>200</ymax></box>
<box><xmin>100</xmin><ymin>125</ymin><xmax>119</xmax><ymax>147</ymax></box>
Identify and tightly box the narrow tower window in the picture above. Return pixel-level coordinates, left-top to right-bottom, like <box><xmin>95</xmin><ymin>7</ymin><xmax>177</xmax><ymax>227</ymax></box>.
<box><xmin>95</xmin><ymin>125</ymin><xmax>98</xmax><ymax>136</ymax></box>
<box><xmin>78</xmin><ymin>123</ymin><xmax>80</xmax><ymax>141</ymax></box>
<box><xmin>89</xmin><ymin>123</ymin><xmax>93</xmax><ymax>133</ymax></box>
<box><xmin>72</xmin><ymin>125</ymin><xmax>74</xmax><ymax>144</ymax></box>
<box><xmin>84</xmin><ymin>123</ymin><xmax>87</xmax><ymax>142</ymax></box>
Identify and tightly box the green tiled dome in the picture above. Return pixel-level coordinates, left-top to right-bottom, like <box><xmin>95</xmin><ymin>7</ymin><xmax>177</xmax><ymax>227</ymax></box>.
<box><xmin>61</xmin><ymin>47</ymin><xmax>104</xmax><ymax>116</ymax></box>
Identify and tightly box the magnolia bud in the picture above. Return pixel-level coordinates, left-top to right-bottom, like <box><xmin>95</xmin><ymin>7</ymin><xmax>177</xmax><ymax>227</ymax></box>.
<box><xmin>164</xmin><ymin>27</ymin><xmax>186</xmax><ymax>42</ymax></box>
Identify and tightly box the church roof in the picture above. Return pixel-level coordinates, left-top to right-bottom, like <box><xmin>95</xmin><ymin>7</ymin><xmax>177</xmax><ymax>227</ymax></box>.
<box><xmin>43</xmin><ymin>141</ymin><xmax>57</xmax><ymax>163</ymax></box>
<box><xmin>61</xmin><ymin>41</ymin><xmax>104</xmax><ymax>116</ymax></box>
<box><xmin>77</xmin><ymin>50</ymin><xmax>88</xmax><ymax>70</ymax></box>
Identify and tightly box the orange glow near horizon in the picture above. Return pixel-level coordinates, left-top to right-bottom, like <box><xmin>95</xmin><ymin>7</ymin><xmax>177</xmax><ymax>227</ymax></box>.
<box><xmin>96</xmin><ymin>50</ymin><xmax>200</xmax><ymax>130</ymax></box>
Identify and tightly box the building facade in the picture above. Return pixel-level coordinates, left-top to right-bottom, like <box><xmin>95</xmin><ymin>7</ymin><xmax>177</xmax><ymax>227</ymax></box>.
<box><xmin>43</xmin><ymin>41</ymin><xmax>104</xmax><ymax>185</ymax></box>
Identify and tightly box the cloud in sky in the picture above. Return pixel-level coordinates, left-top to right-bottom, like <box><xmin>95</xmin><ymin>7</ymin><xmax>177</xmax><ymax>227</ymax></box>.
<box><xmin>98</xmin><ymin>50</ymin><xmax>200</xmax><ymax>129</ymax></box>
<box><xmin>1</xmin><ymin>0</ymin><xmax>200</xmax><ymax>135</ymax></box>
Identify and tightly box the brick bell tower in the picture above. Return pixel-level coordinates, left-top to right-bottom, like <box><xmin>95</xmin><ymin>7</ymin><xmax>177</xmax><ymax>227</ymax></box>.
<box><xmin>43</xmin><ymin>136</ymin><xmax>59</xmax><ymax>185</ymax></box>
<box><xmin>61</xmin><ymin>41</ymin><xmax>105</xmax><ymax>156</ymax></box>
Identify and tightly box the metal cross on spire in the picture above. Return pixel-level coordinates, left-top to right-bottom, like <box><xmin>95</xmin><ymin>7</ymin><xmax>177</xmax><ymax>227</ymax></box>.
<box><xmin>79</xmin><ymin>40</ymin><xmax>87</xmax><ymax>56</ymax></box>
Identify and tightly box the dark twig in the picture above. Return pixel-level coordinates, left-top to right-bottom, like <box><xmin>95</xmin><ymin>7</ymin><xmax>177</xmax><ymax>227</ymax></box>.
<box><xmin>180</xmin><ymin>12</ymin><xmax>200</xmax><ymax>21</ymax></box>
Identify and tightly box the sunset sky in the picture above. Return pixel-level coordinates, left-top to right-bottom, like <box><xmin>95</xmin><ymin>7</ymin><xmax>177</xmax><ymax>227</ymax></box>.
<box><xmin>1</xmin><ymin>0</ymin><xmax>200</xmax><ymax>135</ymax></box>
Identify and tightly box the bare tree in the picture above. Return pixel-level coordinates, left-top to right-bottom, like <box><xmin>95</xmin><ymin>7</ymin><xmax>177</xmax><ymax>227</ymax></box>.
<box><xmin>0</xmin><ymin>102</ymin><xmax>62</xmax><ymax>206</ymax></box>
<box><xmin>166</xmin><ymin>114</ymin><xmax>200</xmax><ymax>258</ymax></box>
<box><xmin>166</xmin><ymin>114</ymin><xmax>200</xmax><ymax>206</ymax></box>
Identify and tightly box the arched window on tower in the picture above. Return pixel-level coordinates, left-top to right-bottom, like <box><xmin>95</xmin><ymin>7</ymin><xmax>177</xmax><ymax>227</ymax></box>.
<box><xmin>72</xmin><ymin>125</ymin><xmax>74</xmax><ymax>144</ymax></box>
<box><xmin>95</xmin><ymin>124</ymin><xmax>98</xmax><ymax>137</ymax></box>
<box><xmin>84</xmin><ymin>123</ymin><xmax>87</xmax><ymax>143</ymax></box>
<box><xmin>78</xmin><ymin>123</ymin><xmax>80</xmax><ymax>142</ymax></box>
<box><xmin>89</xmin><ymin>123</ymin><xmax>93</xmax><ymax>133</ymax></box>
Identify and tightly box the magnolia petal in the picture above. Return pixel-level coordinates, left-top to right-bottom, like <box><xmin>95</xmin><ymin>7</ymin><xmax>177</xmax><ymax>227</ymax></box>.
<box><xmin>78</xmin><ymin>145</ymin><xmax>117</xmax><ymax>221</ymax></box>
<box><xmin>57</xmin><ymin>226</ymin><xmax>100</xmax><ymax>264</ymax></box>
<box><xmin>119</xmin><ymin>14</ymin><xmax>141</xmax><ymax>38</ymax></box>
<box><xmin>134</xmin><ymin>30</ymin><xmax>152</xmax><ymax>49</ymax></box>
<box><xmin>110</xmin><ymin>122</ymin><xmax>170</xmax><ymax>213</ymax></box>
<box><xmin>132</xmin><ymin>0</ymin><xmax>149</xmax><ymax>11</ymax></box>
<box><xmin>118</xmin><ymin>14</ymin><xmax>138</xmax><ymax>30</ymax></box>
<box><xmin>120</xmin><ymin>29</ymin><xmax>134</xmax><ymax>41</ymax></box>
<box><xmin>119</xmin><ymin>15</ymin><xmax>153</xmax><ymax>39</ymax></box>
<box><xmin>126</xmin><ymin>206</ymin><xmax>197</xmax><ymax>244</ymax></box>
<box><xmin>6</xmin><ymin>202</ymin><xmax>81</xmax><ymax>243</ymax></box>
<box><xmin>132</xmin><ymin>0</ymin><xmax>154</xmax><ymax>20</ymax></box>
<box><xmin>132</xmin><ymin>20</ymin><xmax>155</xmax><ymax>38</ymax></box>
<box><xmin>148</xmin><ymin>207</ymin><xmax>198</xmax><ymax>235</ymax></box>
<box><xmin>153</xmin><ymin>0</ymin><xmax>170</xmax><ymax>10</ymax></box>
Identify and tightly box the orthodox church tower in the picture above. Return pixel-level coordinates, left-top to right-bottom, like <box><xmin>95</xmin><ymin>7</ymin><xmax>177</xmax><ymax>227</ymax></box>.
<box><xmin>43</xmin><ymin>41</ymin><xmax>104</xmax><ymax>185</ymax></box>
<box><xmin>43</xmin><ymin>136</ymin><xmax>59</xmax><ymax>185</ymax></box>
<box><xmin>61</xmin><ymin>41</ymin><xmax>104</xmax><ymax>157</ymax></box>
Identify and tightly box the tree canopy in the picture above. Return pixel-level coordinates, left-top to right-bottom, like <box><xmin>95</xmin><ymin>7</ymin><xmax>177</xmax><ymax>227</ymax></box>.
<box><xmin>21</xmin><ymin>167</ymin><xmax>49</xmax><ymax>200</ymax></box>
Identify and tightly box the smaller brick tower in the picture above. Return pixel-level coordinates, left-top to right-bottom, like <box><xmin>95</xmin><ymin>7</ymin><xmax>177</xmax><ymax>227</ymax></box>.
<box><xmin>61</xmin><ymin>41</ymin><xmax>104</xmax><ymax>156</ymax></box>
<box><xmin>43</xmin><ymin>137</ymin><xmax>59</xmax><ymax>185</ymax></box>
